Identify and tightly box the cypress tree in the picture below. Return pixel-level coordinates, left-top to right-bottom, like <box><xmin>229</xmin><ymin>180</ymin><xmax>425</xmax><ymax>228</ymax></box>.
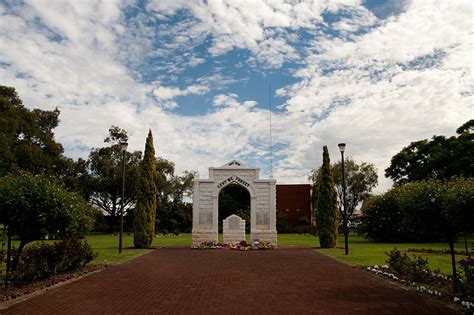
<box><xmin>316</xmin><ymin>146</ymin><xmax>339</xmax><ymax>248</ymax></box>
<box><xmin>134</xmin><ymin>130</ymin><xmax>157</xmax><ymax>248</ymax></box>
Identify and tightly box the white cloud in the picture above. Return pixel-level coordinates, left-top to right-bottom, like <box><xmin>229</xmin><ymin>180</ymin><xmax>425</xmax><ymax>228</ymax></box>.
<box><xmin>0</xmin><ymin>0</ymin><xmax>471</xmax><ymax>196</ymax></box>
<box><xmin>147</xmin><ymin>0</ymin><xmax>373</xmax><ymax>68</ymax></box>
<box><xmin>273</xmin><ymin>0</ymin><xmax>473</xmax><ymax>191</ymax></box>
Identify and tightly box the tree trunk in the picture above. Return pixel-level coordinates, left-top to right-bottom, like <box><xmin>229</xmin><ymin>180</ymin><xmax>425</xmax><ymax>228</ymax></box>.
<box><xmin>108</xmin><ymin>214</ymin><xmax>115</xmax><ymax>233</ymax></box>
<box><xmin>5</xmin><ymin>232</ymin><xmax>11</xmax><ymax>290</ymax></box>
<box><xmin>109</xmin><ymin>197</ymin><xmax>117</xmax><ymax>233</ymax></box>
<box><xmin>448</xmin><ymin>240</ymin><xmax>458</xmax><ymax>292</ymax></box>
<box><xmin>464</xmin><ymin>233</ymin><xmax>470</xmax><ymax>258</ymax></box>
<box><xmin>6</xmin><ymin>232</ymin><xmax>11</xmax><ymax>273</ymax></box>
<box><xmin>12</xmin><ymin>240</ymin><xmax>26</xmax><ymax>272</ymax></box>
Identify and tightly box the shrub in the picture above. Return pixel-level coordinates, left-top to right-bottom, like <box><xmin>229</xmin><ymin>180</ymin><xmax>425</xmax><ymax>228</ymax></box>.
<box><xmin>276</xmin><ymin>212</ymin><xmax>291</xmax><ymax>233</ymax></box>
<box><xmin>362</xmin><ymin>189</ymin><xmax>405</xmax><ymax>242</ymax></box>
<box><xmin>298</xmin><ymin>216</ymin><xmax>310</xmax><ymax>226</ymax></box>
<box><xmin>297</xmin><ymin>225</ymin><xmax>311</xmax><ymax>235</ymax></box>
<box><xmin>459</xmin><ymin>258</ymin><xmax>474</xmax><ymax>296</ymax></box>
<box><xmin>11</xmin><ymin>238</ymin><xmax>96</xmax><ymax>285</ymax></box>
<box><xmin>385</xmin><ymin>248</ymin><xmax>431</xmax><ymax>282</ymax></box>
<box><xmin>363</xmin><ymin>179</ymin><xmax>470</xmax><ymax>243</ymax></box>
<box><xmin>396</xmin><ymin>180</ymin><xmax>445</xmax><ymax>242</ymax></box>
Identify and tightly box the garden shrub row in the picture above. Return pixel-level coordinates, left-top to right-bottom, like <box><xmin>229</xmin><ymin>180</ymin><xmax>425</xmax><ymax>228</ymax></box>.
<box><xmin>1</xmin><ymin>238</ymin><xmax>96</xmax><ymax>285</ymax></box>
<box><xmin>361</xmin><ymin>177</ymin><xmax>474</xmax><ymax>242</ymax></box>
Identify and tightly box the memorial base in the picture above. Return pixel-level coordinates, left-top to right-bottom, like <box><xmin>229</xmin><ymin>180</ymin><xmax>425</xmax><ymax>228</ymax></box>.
<box><xmin>191</xmin><ymin>229</ymin><xmax>217</xmax><ymax>247</ymax></box>
<box><xmin>251</xmin><ymin>230</ymin><xmax>277</xmax><ymax>247</ymax></box>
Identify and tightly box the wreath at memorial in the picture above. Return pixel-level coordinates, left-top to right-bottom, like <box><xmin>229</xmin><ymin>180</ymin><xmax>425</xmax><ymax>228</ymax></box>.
<box><xmin>193</xmin><ymin>240</ymin><xmax>273</xmax><ymax>250</ymax></box>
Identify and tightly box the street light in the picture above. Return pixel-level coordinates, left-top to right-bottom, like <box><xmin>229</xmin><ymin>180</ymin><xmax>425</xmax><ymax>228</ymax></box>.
<box><xmin>119</xmin><ymin>141</ymin><xmax>128</xmax><ymax>254</ymax></box>
<box><xmin>338</xmin><ymin>143</ymin><xmax>348</xmax><ymax>255</ymax></box>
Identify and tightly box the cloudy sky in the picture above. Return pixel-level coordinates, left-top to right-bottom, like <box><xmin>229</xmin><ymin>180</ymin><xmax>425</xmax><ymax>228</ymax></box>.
<box><xmin>0</xmin><ymin>0</ymin><xmax>472</xmax><ymax>192</ymax></box>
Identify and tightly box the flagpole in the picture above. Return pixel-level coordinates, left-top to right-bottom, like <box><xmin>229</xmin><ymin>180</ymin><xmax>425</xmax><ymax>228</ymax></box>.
<box><xmin>269</xmin><ymin>84</ymin><xmax>273</xmax><ymax>178</ymax></box>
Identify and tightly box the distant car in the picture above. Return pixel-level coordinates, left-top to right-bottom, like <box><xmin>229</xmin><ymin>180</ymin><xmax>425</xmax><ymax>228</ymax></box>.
<box><xmin>338</xmin><ymin>220</ymin><xmax>351</xmax><ymax>230</ymax></box>
<box><xmin>349</xmin><ymin>220</ymin><xmax>362</xmax><ymax>228</ymax></box>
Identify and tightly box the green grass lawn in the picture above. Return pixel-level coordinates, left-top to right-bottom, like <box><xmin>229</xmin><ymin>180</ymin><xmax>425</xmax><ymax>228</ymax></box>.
<box><xmin>279</xmin><ymin>234</ymin><xmax>471</xmax><ymax>274</ymax></box>
<box><xmin>83</xmin><ymin>233</ymin><xmax>472</xmax><ymax>275</ymax></box>
<box><xmin>85</xmin><ymin>234</ymin><xmax>153</xmax><ymax>264</ymax></box>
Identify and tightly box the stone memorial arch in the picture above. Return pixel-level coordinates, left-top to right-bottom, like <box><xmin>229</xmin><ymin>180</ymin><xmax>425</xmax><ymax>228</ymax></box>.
<box><xmin>192</xmin><ymin>160</ymin><xmax>277</xmax><ymax>246</ymax></box>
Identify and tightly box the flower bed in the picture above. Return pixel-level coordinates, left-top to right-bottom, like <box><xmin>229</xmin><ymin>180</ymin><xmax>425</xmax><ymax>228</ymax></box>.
<box><xmin>193</xmin><ymin>240</ymin><xmax>273</xmax><ymax>250</ymax></box>
<box><xmin>0</xmin><ymin>264</ymin><xmax>106</xmax><ymax>304</ymax></box>
<box><xmin>365</xmin><ymin>264</ymin><xmax>473</xmax><ymax>312</ymax></box>
<box><xmin>365</xmin><ymin>248</ymin><xmax>474</xmax><ymax>313</ymax></box>
<box><xmin>406</xmin><ymin>248</ymin><xmax>469</xmax><ymax>255</ymax></box>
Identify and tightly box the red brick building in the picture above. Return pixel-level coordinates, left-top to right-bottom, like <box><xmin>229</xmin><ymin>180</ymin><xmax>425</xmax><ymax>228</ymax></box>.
<box><xmin>276</xmin><ymin>184</ymin><xmax>312</xmax><ymax>226</ymax></box>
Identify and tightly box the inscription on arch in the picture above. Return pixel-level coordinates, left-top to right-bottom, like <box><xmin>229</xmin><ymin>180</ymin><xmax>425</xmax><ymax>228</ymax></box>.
<box><xmin>217</xmin><ymin>175</ymin><xmax>250</xmax><ymax>189</ymax></box>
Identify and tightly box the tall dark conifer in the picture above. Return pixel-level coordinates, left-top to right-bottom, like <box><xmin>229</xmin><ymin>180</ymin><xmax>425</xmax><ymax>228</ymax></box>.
<box><xmin>316</xmin><ymin>146</ymin><xmax>339</xmax><ymax>248</ymax></box>
<box><xmin>134</xmin><ymin>130</ymin><xmax>157</xmax><ymax>248</ymax></box>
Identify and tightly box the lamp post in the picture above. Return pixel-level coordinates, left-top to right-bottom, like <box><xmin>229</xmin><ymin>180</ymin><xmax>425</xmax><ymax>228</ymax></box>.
<box><xmin>338</xmin><ymin>143</ymin><xmax>348</xmax><ymax>255</ymax></box>
<box><xmin>119</xmin><ymin>141</ymin><xmax>128</xmax><ymax>254</ymax></box>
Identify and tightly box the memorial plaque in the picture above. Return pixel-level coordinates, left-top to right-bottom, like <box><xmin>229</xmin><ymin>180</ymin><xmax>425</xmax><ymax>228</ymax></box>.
<box><xmin>199</xmin><ymin>212</ymin><xmax>212</xmax><ymax>225</ymax></box>
<box><xmin>229</xmin><ymin>216</ymin><xmax>240</xmax><ymax>230</ymax></box>
<box><xmin>223</xmin><ymin>214</ymin><xmax>245</xmax><ymax>244</ymax></box>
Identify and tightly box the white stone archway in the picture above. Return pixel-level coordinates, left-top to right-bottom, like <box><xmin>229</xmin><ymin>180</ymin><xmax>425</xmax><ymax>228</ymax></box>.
<box><xmin>192</xmin><ymin>160</ymin><xmax>277</xmax><ymax>246</ymax></box>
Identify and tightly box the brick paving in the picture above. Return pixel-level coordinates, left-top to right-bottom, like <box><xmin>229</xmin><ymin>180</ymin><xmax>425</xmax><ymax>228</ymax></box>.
<box><xmin>4</xmin><ymin>247</ymin><xmax>455</xmax><ymax>314</ymax></box>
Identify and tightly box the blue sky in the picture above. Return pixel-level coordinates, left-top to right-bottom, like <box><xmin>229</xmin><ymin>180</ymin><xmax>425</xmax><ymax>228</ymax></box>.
<box><xmin>0</xmin><ymin>0</ymin><xmax>472</xmax><ymax>191</ymax></box>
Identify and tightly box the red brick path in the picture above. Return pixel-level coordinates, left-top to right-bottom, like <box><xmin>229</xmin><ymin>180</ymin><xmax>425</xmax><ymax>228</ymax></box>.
<box><xmin>4</xmin><ymin>248</ymin><xmax>455</xmax><ymax>314</ymax></box>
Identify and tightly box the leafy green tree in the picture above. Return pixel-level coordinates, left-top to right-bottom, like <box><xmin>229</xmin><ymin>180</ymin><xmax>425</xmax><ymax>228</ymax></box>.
<box><xmin>311</xmin><ymin>158</ymin><xmax>378</xmax><ymax>221</ymax></box>
<box><xmin>155</xmin><ymin>158</ymin><xmax>195</xmax><ymax>234</ymax></box>
<box><xmin>0</xmin><ymin>172</ymin><xmax>95</xmax><ymax>271</ymax></box>
<box><xmin>361</xmin><ymin>188</ymin><xmax>405</xmax><ymax>242</ymax></box>
<box><xmin>362</xmin><ymin>178</ymin><xmax>474</xmax><ymax>284</ymax></box>
<box><xmin>134</xmin><ymin>130</ymin><xmax>157</xmax><ymax>248</ymax></box>
<box><xmin>0</xmin><ymin>86</ymin><xmax>65</xmax><ymax>177</ymax></box>
<box><xmin>397</xmin><ymin>179</ymin><xmax>473</xmax><ymax>284</ymax></box>
<box><xmin>395</xmin><ymin>180</ymin><xmax>445</xmax><ymax>242</ymax></box>
<box><xmin>385</xmin><ymin>120</ymin><xmax>474</xmax><ymax>185</ymax></box>
<box><xmin>56</xmin><ymin>157</ymin><xmax>93</xmax><ymax>199</ymax></box>
<box><xmin>442</xmin><ymin>177</ymin><xmax>474</xmax><ymax>281</ymax></box>
<box><xmin>88</xmin><ymin>126</ymin><xmax>141</xmax><ymax>232</ymax></box>
<box><xmin>315</xmin><ymin>146</ymin><xmax>339</xmax><ymax>248</ymax></box>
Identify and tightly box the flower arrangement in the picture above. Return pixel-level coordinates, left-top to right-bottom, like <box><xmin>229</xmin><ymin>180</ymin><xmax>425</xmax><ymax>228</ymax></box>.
<box><xmin>194</xmin><ymin>240</ymin><xmax>273</xmax><ymax>250</ymax></box>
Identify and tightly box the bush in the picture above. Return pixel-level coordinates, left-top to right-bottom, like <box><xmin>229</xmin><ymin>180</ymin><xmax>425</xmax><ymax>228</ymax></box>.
<box><xmin>298</xmin><ymin>216</ymin><xmax>310</xmax><ymax>226</ymax></box>
<box><xmin>385</xmin><ymin>248</ymin><xmax>431</xmax><ymax>282</ymax></box>
<box><xmin>459</xmin><ymin>258</ymin><xmax>474</xmax><ymax>296</ymax></box>
<box><xmin>276</xmin><ymin>212</ymin><xmax>291</xmax><ymax>233</ymax></box>
<box><xmin>362</xmin><ymin>189</ymin><xmax>405</xmax><ymax>242</ymax></box>
<box><xmin>10</xmin><ymin>238</ymin><xmax>96</xmax><ymax>285</ymax></box>
<box><xmin>297</xmin><ymin>225</ymin><xmax>311</xmax><ymax>235</ymax></box>
<box><xmin>363</xmin><ymin>179</ymin><xmax>467</xmax><ymax>242</ymax></box>
<box><xmin>396</xmin><ymin>180</ymin><xmax>445</xmax><ymax>242</ymax></box>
